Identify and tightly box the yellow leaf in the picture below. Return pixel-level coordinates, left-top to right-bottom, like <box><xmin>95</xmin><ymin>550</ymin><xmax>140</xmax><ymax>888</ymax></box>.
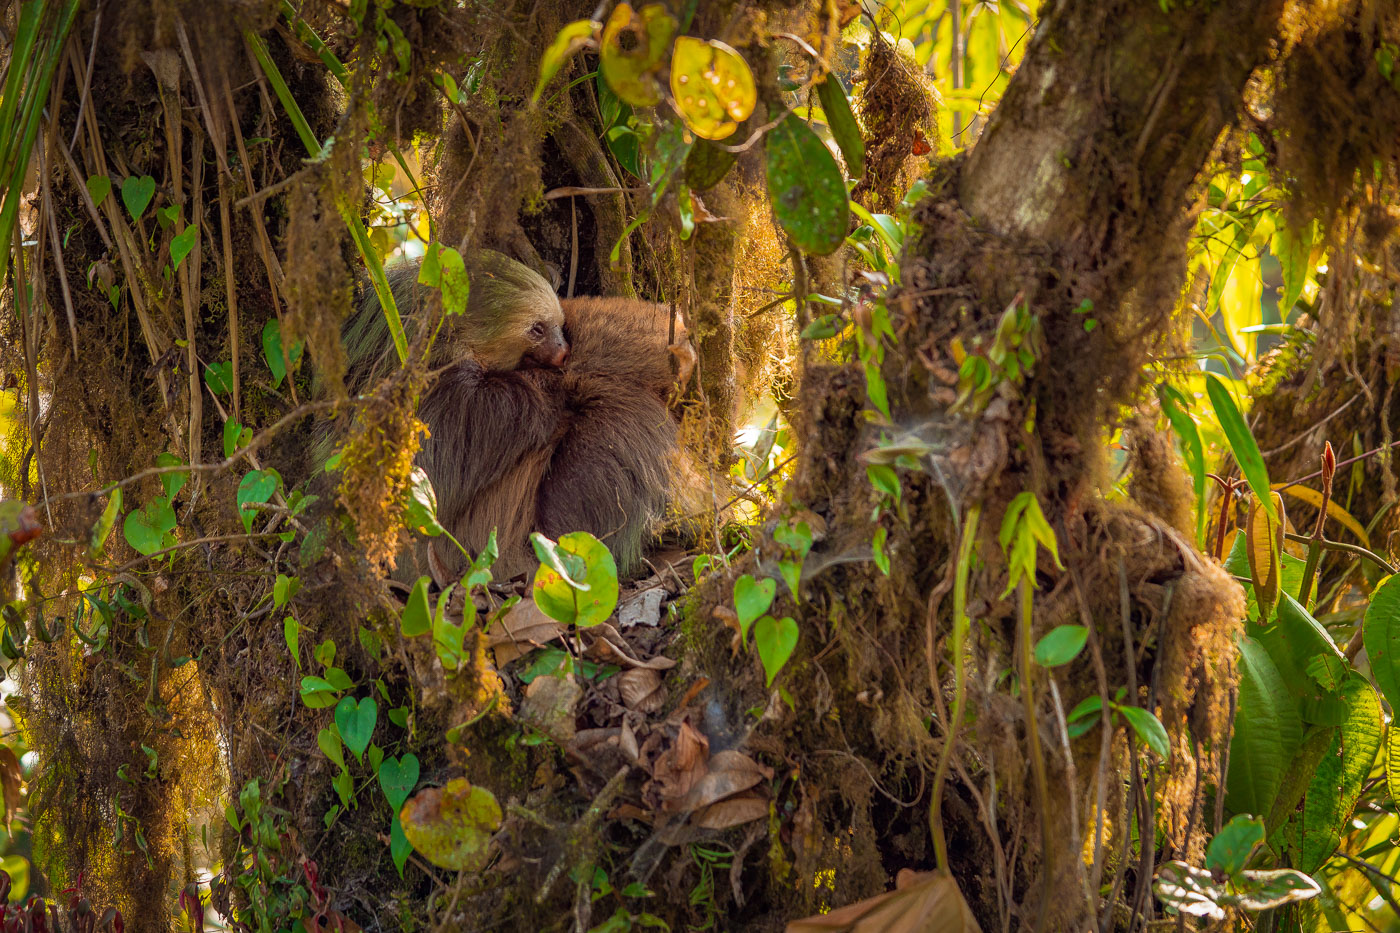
<box><xmin>1221</xmin><ymin>249</ymin><xmax>1262</xmax><ymax>362</ymax></box>
<box><xmin>1246</xmin><ymin>491</ymin><xmax>1285</xmax><ymax>620</ymax></box>
<box><xmin>670</xmin><ymin>37</ymin><xmax>756</xmax><ymax>141</ymax></box>
<box><xmin>1273</xmin><ymin>482</ymin><xmax>1371</xmax><ymax>548</ymax></box>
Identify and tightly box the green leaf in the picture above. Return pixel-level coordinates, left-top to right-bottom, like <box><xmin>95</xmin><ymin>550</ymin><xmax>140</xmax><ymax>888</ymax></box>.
<box><xmin>1226</xmin><ymin>635</ymin><xmax>1302</xmax><ymax>818</ymax></box>
<box><xmin>765</xmin><ymin>114</ymin><xmax>850</xmax><ymax>256</ymax></box>
<box><xmin>299</xmin><ymin>676</ymin><xmax>341</xmax><ymax>709</ymax></box>
<box><xmin>222</xmin><ymin>419</ymin><xmax>249</xmax><ymax>459</ymax></box>
<box><xmin>378</xmin><ymin>753</ymin><xmax>420</xmax><ymax>811</ymax></box>
<box><xmin>334</xmin><ymin>696</ymin><xmax>377</xmax><ymax>761</ymax></box>
<box><xmin>1227</xmin><ymin>868</ymin><xmax>1320</xmax><ymax>911</ymax></box>
<box><xmin>121</xmin><ymin>175</ymin><xmax>155</xmax><ymax>221</ymax></box>
<box><xmin>85</xmin><ymin>174</ymin><xmax>111</xmax><ymax>207</ymax></box>
<box><xmin>403</xmin><ymin>467</ymin><xmax>444</xmax><ymax>537</ymax></box>
<box><xmin>390</xmin><ymin>814</ymin><xmax>411</xmax><ymax>877</ymax></box>
<box><xmin>753</xmin><ymin>615</ymin><xmax>798</xmax><ymax>687</ymax></box>
<box><xmin>531</xmin><ymin>19</ymin><xmax>598</xmax><ymax>104</ymax></box>
<box><xmin>261</xmin><ymin>319</ymin><xmax>303</xmax><ymax>388</ymax></box>
<box><xmin>670</xmin><ymin>37</ymin><xmax>755</xmax><ymax>141</ymax></box>
<box><xmin>1115</xmin><ymin>703</ymin><xmax>1170</xmax><ymax>758</ymax></box>
<box><xmin>88</xmin><ymin>488</ymin><xmax>122</xmax><ymax>560</ymax></box>
<box><xmin>531</xmin><ymin>531</ymin><xmax>618</xmax><ymax>628</ymax></box>
<box><xmin>317</xmin><ymin>726</ymin><xmax>345</xmax><ymax>770</ymax></box>
<box><xmin>1272</xmin><ymin>223</ymin><xmax>1310</xmax><ymax>317</ymax></box>
<box><xmin>1298</xmin><ymin>676</ymin><xmax>1382</xmax><ymax>873</ymax></box>
<box><xmin>283</xmin><ymin>616</ymin><xmax>300</xmax><ymax>670</ymax></box>
<box><xmin>1205</xmin><ymin>374</ymin><xmax>1275</xmax><ymax>523</ymax></box>
<box><xmin>1157</xmin><ymin>384</ymin><xmax>1207</xmax><ymax>549</ymax></box>
<box><xmin>123</xmin><ymin>499</ymin><xmax>176</xmax><ymax>556</ymax></box>
<box><xmin>1033</xmin><ymin>625</ymin><xmax>1087</xmax><ymax>667</ymax></box>
<box><xmin>236</xmin><ymin>469</ymin><xmax>279</xmax><ymax>533</ymax></box>
<box><xmin>273</xmin><ymin>573</ymin><xmax>300</xmax><ymax>609</ymax></box>
<box><xmin>732</xmin><ymin>574</ymin><xmax>776</xmax><ymax>646</ymax></box>
<box><xmin>1205</xmin><ymin>814</ymin><xmax>1265</xmax><ymax>879</ymax></box>
<box><xmin>155</xmin><ymin>452</ymin><xmax>187</xmax><ymax>500</ymax></box>
<box><xmin>402</xmin><ymin>576</ymin><xmax>432</xmax><ymax>637</ymax></box>
<box><xmin>169</xmin><ymin>223</ymin><xmax>198</xmax><ymax>272</ymax></box>
<box><xmin>1363</xmin><ymin>574</ymin><xmax>1400</xmax><ymax>715</ymax></box>
<box><xmin>872</xmin><ymin>526</ymin><xmax>890</xmax><ymax>576</ymax></box>
<box><xmin>816</xmin><ymin>74</ymin><xmax>864</xmax><ymax>178</ymax></box>
<box><xmin>204</xmin><ymin>361</ymin><xmax>234</xmax><ymax>396</ymax></box>
<box><xmin>684</xmin><ymin>140</ymin><xmax>735</xmax><ymax>191</ymax></box>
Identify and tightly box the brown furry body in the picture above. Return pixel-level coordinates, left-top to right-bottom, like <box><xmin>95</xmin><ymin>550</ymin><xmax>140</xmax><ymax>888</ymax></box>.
<box><xmin>414</xmin><ymin>296</ymin><xmax>696</xmax><ymax>580</ymax></box>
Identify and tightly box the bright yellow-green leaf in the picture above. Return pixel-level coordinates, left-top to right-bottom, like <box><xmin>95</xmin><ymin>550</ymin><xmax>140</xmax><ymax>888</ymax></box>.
<box><xmin>531</xmin><ymin>19</ymin><xmax>598</xmax><ymax>104</ymax></box>
<box><xmin>1246</xmin><ymin>491</ymin><xmax>1285</xmax><ymax>621</ymax></box>
<box><xmin>670</xmin><ymin>36</ymin><xmax>755</xmax><ymax>141</ymax></box>
<box><xmin>1221</xmin><ymin>248</ymin><xmax>1262</xmax><ymax>362</ymax></box>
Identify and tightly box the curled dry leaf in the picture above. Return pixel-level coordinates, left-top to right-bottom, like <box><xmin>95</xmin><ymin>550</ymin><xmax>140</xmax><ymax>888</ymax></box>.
<box><xmin>619</xmin><ymin>667</ymin><xmax>666</xmax><ymax>713</ymax></box>
<box><xmin>487</xmin><ymin>600</ymin><xmax>565</xmax><ymax>666</ymax></box>
<box><xmin>693</xmin><ymin>792</ymin><xmax>768</xmax><ymax>830</ymax></box>
<box><xmin>650</xmin><ymin>719</ymin><xmax>709</xmax><ymax>802</ymax></box>
<box><xmin>786</xmin><ymin>870</ymin><xmax>982</xmax><ymax>933</ymax></box>
<box><xmin>670</xmin><ymin>749</ymin><xmax>773</xmax><ymax>813</ymax></box>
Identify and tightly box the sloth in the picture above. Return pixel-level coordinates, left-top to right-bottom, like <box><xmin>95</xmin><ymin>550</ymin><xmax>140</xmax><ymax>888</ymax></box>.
<box><xmin>338</xmin><ymin>249</ymin><xmax>702</xmax><ymax>581</ymax></box>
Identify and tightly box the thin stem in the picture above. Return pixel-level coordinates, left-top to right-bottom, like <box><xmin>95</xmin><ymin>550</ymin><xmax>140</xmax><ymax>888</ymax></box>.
<box><xmin>1283</xmin><ymin>531</ymin><xmax>1396</xmax><ymax>575</ymax></box>
<box><xmin>930</xmin><ymin>502</ymin><xmax>980</xmax><ymax>873</ymax></box>
<box><xmin>1020</xmin><ymin>577</ymin><xmax>1053</xmax><ymax>932</ymax></box>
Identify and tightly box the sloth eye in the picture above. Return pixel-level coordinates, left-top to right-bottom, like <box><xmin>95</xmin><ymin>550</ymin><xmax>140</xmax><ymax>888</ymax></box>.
<box><xmin>529</xmin><ymin>322</ymin><xmax>547</xmax><ymax>338</ymax></box>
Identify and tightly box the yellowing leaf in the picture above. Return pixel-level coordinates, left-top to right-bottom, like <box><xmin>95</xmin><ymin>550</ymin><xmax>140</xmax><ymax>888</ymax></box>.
<box><xmin>531</xmin><ymin>19</ymin><xmax>598</xmax><ymax>104</ymax></box>
<box><xmin>1221</xmin><ymin>249</ymin><xmax>1262</xmax><ymax>362</ymax></box>
<box><xmin>599</xmin><ymin>3</ymin><xmax>676</xmax><ymax>107</ymax></box>
<box><xmin>400</xmin><ymin>777</ymin><xmax>502</xmax><ymax>872</ymax></box>
<box><xmin>1246</xmin><ymin>491</ymin><xmax>1285</xmax><ymax>621</ymax></box>
<box><xmin>670</xmin><ymin>37</ymin><xmax>755</xmax><ymax>141</ymax></box>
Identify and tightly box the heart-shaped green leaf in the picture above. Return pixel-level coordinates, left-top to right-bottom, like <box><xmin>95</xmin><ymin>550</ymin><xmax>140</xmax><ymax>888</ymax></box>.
<box><xmin>733</xmin><ymin>575</ymin><xmax>776</xmax><ymax>646</ymax></box>
<box><xmin>204</xmin><ymin>361</ymin><xmax>233</xmax><ymax>396</ymax></box>
<box><xmin>121</xmin><ymin>175</ymin><xmax>156</xmax><ymax>221</ymax></box>
<box><xmin>85</xmin><ymin>174</ymin><xmax>111</xmax><ymax>207</ymax></box>
<box><xmin>170</xmin><ymin>224</ymin><xmax>198</xmax><ymax>272</ymax></box>
<box><xmin>317</xmin><ymin>726</ymin><xmax>345</xmax><ymax>770</ymax></box>
<box><xmin>379</xmin><ymin>753</ymin><xmax>420</xmax><ymax>811</ymax></box>
<box><xmin>299</xmin><ymin>676</ymin><xmax>341</xmax><ymax>709</ymax></box>
<box><xmin>123</xmin><ymin>499</ymin><xmax>176</xmax><ymax>556</ymax></box>
<box><xmin>335</xmin><ymin>696</ymin><xmax>377</xmax><ymax>761</ymax></box>
<box><xmin>754</xmin><ymin>615</ymin><xmax>799</xmax><ymax>687</ymax></box>
<box><xmin>1033</xmin><ymin>624</ymin><xmax>1087</xmax><ymax>667</ymax></box>
<box><xmin>236</xmin><ymin>468</ymin><xmax>279</xmax><ymax>533</ymax></box>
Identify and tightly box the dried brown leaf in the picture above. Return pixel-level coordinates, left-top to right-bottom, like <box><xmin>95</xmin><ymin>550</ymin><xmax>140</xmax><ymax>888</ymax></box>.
<box><xmin>692</xmin><ymin>792</ymin><xmax>768</xmax><ymax>829</ymax></box>
<box><xmin>786</xmin><ymin>870</ymin><xmax>981</xmax><ymax>933</ymax></box>
<box><xmin>619</xmin><ymin>667</ymin><xmax>666</xmax><ymax>712</ymax></box>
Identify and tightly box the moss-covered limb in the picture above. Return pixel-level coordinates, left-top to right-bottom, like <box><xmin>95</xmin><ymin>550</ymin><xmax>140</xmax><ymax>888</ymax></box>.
<box><xmin>688</xmin><ymin>178</ymin><xmax>743</xmax><ymax>471</ymax></box>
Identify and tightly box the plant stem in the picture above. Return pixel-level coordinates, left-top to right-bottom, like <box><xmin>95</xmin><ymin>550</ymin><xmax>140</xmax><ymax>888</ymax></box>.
<box><xmin>1020</xmin><ymin>576</ymin><xmax>1053</xmax><ymax>930</ymax></box>
<box><xmin>930</xmin><ymin>503</ymin><xmax>980</xmax><ymax>873</ymax></box>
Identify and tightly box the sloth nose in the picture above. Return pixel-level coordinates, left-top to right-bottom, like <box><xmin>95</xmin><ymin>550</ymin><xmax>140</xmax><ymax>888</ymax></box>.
<box><xmin>551</xmin><ymin>344</ymin><xmax>570</xmax><ymax>367</ymax></box>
